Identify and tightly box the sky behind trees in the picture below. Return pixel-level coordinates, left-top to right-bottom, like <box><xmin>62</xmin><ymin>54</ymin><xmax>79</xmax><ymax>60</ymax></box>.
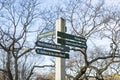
<box><xmin>41</xmin><ymin>0</ymin><xmax>120</xmax><ymax>8</ymax></box>
<box><xmin>0</xmin><ymin>0</ymin><xmax>120</xmax><ymax>80</ymax></box>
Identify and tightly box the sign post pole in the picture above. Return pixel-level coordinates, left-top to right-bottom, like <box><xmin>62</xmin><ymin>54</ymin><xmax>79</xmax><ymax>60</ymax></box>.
<box><xmin>55</xmin><ymin>18</ymin><xmax>66</xmax><ymax>80</ymax></box>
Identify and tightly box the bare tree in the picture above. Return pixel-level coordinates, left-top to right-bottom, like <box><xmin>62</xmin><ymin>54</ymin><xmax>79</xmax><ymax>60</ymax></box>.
<box><xmin>0</xmin><ymin>0</ymin><xmax>46</xmax><ymax>80</ymax></box>
<box><xmin>61</xmin><ymin>0</ymin><xmax>120</xmax><ymax>80</ymax></box>
<box><xmin>39</xmin><ymin>0</ymin><xmax>120</xmax><ymax>79</ymax></box>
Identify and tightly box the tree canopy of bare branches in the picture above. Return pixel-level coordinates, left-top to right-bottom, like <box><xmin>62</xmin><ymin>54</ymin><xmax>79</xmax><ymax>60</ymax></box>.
<box><xmin>0</xmin><ymin>0</ymin><xmax>46</xmax><ymax>80</ymax></box>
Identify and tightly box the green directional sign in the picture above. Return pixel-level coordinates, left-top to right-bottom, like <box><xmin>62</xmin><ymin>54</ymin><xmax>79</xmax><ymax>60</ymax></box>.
<box><xmin>35</xmin><ymin>48</ymin><xmax>69</xmax><ymax>59</ymax></box>
<box><xmin>57</xmin><ymin>31</ymin><xmax>86</xmax><ymax>42</ymax></box>
<box><xmin>35</xmin><ymin>41</ymin><xmax>70</xmax><ymax>52</ymax></box>
<box><xmin>57</xmin><ymin>38</ymin><xmax>87</xmax><ymax>49</ymax></box>
<box><xmin>37</xmin><ymin>30</ymin><xmax>55</xmax><ymax>39</ymax></box>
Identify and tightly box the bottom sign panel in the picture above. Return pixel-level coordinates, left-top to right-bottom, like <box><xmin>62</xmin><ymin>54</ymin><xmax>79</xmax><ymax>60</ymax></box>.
<box><xmin>35</xmin><ymin>48</ymin><xmax>69</xmax><ymax>59</ymax></box>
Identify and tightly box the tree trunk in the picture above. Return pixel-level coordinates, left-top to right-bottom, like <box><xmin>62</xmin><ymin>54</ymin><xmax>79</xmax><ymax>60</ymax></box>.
<box><xmin>7</xmin><ymin>53</ymin><xmax>13</xmax><ymax>80</ymax></box>
<box><xmin>73</xmin><ymin>67</ymin><xmax>87</xmax><ymax>80</ymax></box>
<box><xmin>15</xmin><ymin>57</ymin><xmax>18</xmax><ymax>80</ymax></box>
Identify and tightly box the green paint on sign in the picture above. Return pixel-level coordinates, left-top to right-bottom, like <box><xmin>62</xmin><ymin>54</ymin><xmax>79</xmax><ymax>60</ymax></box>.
<box><xmin>35</xmin><ymin>48</ymin><xmax>69</xmax><ymax>59</ymax></box>
<box><xmin>36</xmin><ymin>41</ymin><xmax>70</xmax><ymax>52</ymax></box>
<box><xmin>57</xmin><ymin>31</ymin><xmax>87</xmax><ymax>42</ymax></box>
<box><xmin>57</xmin><ymin>38</ymin><xmax>87</xmax><ymax>49</ymax></box>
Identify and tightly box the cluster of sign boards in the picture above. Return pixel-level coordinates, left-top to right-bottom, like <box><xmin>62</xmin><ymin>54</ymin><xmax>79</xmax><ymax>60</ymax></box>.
<box><xmin>35</xmin><ymin>31</ymin><xmax>87</xmax><ymax>59</ymax></box>
<box><xmin>35</xmin><ymin>41</ymin><xmax>70</xmax><ymax>58</ymax></box>
<box><xmin>57</xmin><ymin>31</ymin><xmax>87</xmax><ymax>49</ymax></box>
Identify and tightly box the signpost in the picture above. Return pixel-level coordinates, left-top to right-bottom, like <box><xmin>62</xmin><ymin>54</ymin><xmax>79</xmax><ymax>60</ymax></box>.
<box><xmin>35</xmin><ymin>18</ymin><xmax>67</xmax><ymax>80</ymax></box>
<box><xmin>55</xmin><ymin>18</ymin><xmax>66</xmax><ymax>80</ymax></box>
<box><xmin>35</xmin><ymin>18</ymin><xmax>87</xmax><ymax>80</ymax></box>
<box><xmin>36</xmin><ymin>41</ymin><xmax>70</xmax><ymax>52</ymax></box>
<box><xmin>36</xmin><ymin>48</ymin><xmax>69</xmax><ymax>58</ymax></box>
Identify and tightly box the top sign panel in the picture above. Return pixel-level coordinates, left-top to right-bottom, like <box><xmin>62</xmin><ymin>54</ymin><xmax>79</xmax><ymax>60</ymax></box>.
<box><xmin>57</xmin><ymin>31</ymin><xmax>86</xmax><ymax>42</ymax></box>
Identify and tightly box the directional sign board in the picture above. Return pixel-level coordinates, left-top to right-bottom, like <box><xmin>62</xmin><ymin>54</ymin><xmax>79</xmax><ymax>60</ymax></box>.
<box><xmin>37</xmin><ymin>30</ymin><xmax>55</xmax><ymax>39</ymax></box>
<box><xmin>57</xmin><ymin>31</ymin><xmax>86</xmax><ymax>42</ymax></box>
<box><xmin>57</xmin><ymin>38</ymin><xmax>87</xmax><ymax>48</ymax></box>
<box><xmin>36</xmin><ymin>48</ymin><xmax>69</xmax><ymax>59</ymax></box>
<box><xmin>36</xmin><ymin>41</ymin><xmax>70</xmax><ymax>52</ymax></box>
<box><xmin>57</xmin><ymin>31</ymin><xmax>87</xmax><ymax>48</ymax></box>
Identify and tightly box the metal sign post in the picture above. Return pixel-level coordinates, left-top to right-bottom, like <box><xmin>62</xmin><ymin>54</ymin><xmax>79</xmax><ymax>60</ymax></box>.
<box><xmin>55</xmin><ymin>18</ymin><xmax>66</xmax><ymax>80</ymax></box>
